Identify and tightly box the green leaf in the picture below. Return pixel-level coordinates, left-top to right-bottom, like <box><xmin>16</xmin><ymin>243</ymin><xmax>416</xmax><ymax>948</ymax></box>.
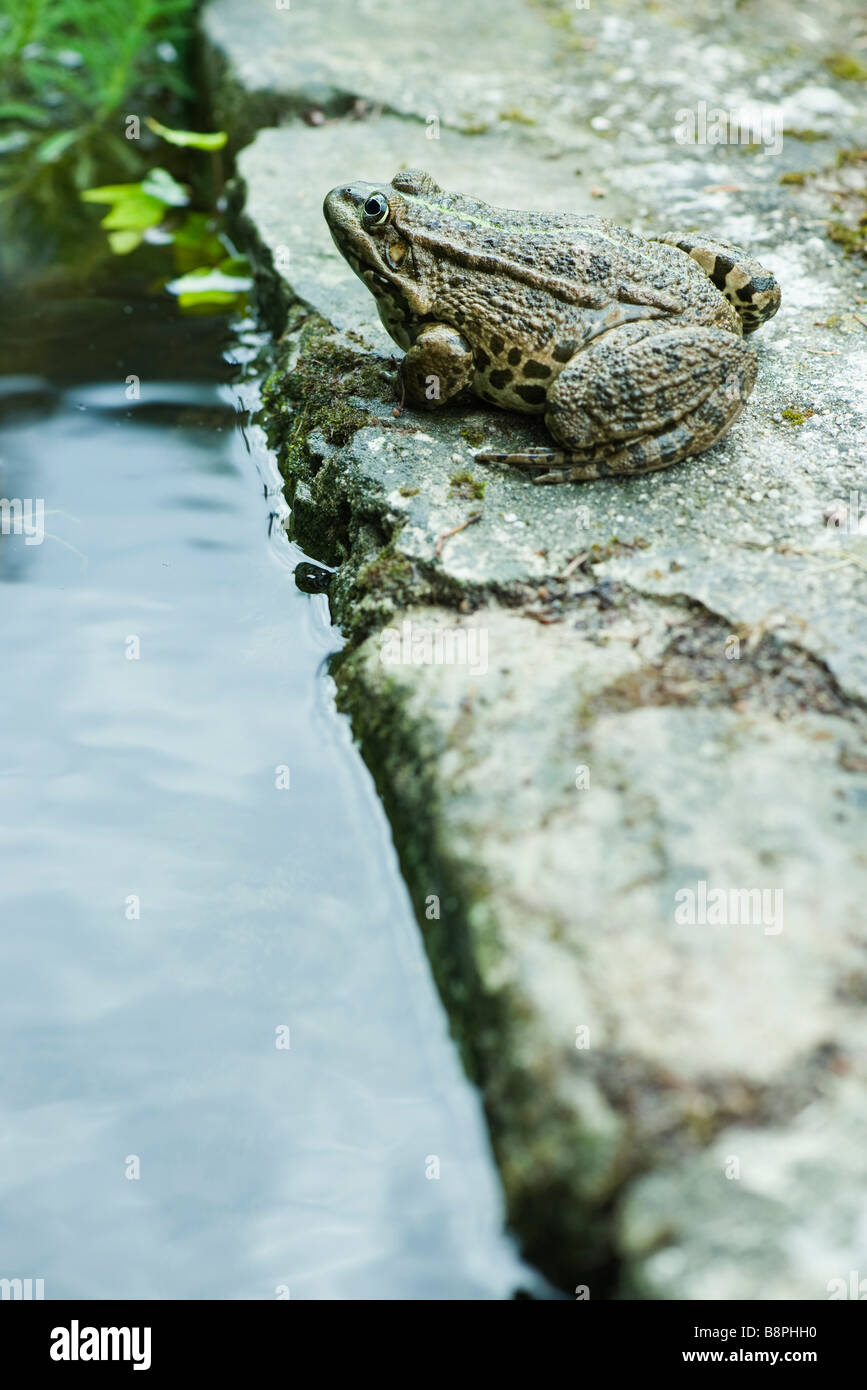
<box><xmin>35</xmin><ymin>129</ymin><xmax>79</xmax><ymax>163</ymax></box>
<box><xmin>81</xmin><ymin>179</ymin><xmax>166</xmax><ymax>232</ymax></box>
<box><xmin>140</xmin><ymin>166</ymin><xmax>189</xmax><ymax>206</ymax></box>
<box><xmin>99</xmin><ymin>189</ymin><xmax>165</xmax><ymax>231</ymax></box>
<box><xmin>81</xmin><ymin>182</ymin><xmax>147</xmax><ymax>204</ymax></box>
<box><xmin>177</xmin><ymin>290</ymin><xmax>239</xmax><ymax>309</ymax></box>
<box><xmin>145</xmin><ymin>116</ymin><xmax>227</xmax><ymax>150</ymax></box>
<box><xmin>108</xmin><ymin>229</ymin><xmax>144</xmax><ymax>255</ymax></box>
<box><xmin>0</xmin><ymin>101</ymin><xmax>50</xmax><ymax>125</ymax></box>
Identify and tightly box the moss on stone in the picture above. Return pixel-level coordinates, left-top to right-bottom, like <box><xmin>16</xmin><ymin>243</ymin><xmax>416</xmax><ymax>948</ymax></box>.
<box><xmin>825</xmin><ymin>54</ymin><xmax>867</xmax><ymax>82</ymax></box>
<box><xmin>826</xmin><ymin>219</ymin><xmax>867</xmax><ymax>256</ymax></box>
<box><xmin>355</xmin><ymin>540</ymin><xmax>416</xmax><ymax>599</ymax></box>
<box><xmin>261</xmin><ymin>312</ymin><xmax>394</xmax><ymax>481</ymax></box>
<box><xmin>500</xmin><ymin>107</ymin><xmax>536</xmax><ymax>125</ymax></box>
<box><xmin>781</xmin><ymin>407</ymin><xmax>816</xmax><ymax>425</ymax></box>
<box><xmin>836</xmin><ymin>147</ymin><xmax>867</xmax><ymax>167</ymax></box>
<box><xmin>460</xmin><ymin>425</ymin><xmax>486</xmax><ymax>448</ymax></box>
<box><xmin>449</xmin><ymin>468</ymin><xmax>487</xmax><ymax>500</ymax></box>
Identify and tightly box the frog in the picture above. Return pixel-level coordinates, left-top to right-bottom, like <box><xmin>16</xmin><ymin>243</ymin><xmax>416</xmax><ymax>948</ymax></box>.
<box><xmin>323</xmin><ymin>170</ymin><xmax>781</xmax><ymax>483</ymax></box>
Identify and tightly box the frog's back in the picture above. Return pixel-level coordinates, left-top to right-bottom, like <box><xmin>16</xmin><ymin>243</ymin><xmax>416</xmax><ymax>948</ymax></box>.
<box><xmin>413</xmin><ymin>193</ymin><xmax>641</xmax><ymax>298</ymax></box>
<box><xmin>409</xmin><ymin>191</ymin><xmax>737</xmax><ymax>338</ymax></box>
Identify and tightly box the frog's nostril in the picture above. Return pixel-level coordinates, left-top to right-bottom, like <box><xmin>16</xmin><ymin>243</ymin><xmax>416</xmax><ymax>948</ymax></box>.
<box><xmin>326</xmin><ymin>186</ymin><xmax>357</xmax><ymax>211</ymax></box>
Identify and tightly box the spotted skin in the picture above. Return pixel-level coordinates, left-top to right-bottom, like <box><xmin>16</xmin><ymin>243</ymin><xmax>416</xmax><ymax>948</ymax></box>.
<box><xmin>481</xmin><ymin>320</ymin><xmax>757</xmax><ymax>480</ymax></box>
<box><xmin>654</xmin><ymin>232</ymin><xmax>782</xmax><ymax>335</ymax></box>
<box><xmin>322</xmin><ymin>171</ymin><xmax>781</xmax><ymax>483</ymax></box>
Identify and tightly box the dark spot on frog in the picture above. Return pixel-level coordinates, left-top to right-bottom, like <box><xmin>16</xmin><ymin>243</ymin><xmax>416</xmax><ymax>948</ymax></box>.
<box><xmin>552</xmin><ymin>340</ymin><xmax>577</xmax><ymax>363</ymax></box>
<box><xmin>588</xmin><ymin>254</ymin><xmax>611</xmax><ymax>280</ymax></box>
<box><xmin>507</xmin><ymin>347</ymin><xmax>523</xmax><ymax>366</ymax></box>
<box><xmin>489</xmin><ymin>334</ymin><xmax>506</xmax><ymax>355</ymax></box>
<box><xmin>522</xmin><ymin>360</ymin><xmax>552</xmax><ymax>379</ymax></box>
<box><xmin>475</xmin><ymin>349</ymin><xmax>491</xmax><ymax>370</ymax></box>
<box><xmin>516</xmin><ymin>384</ymin><xmax>547</xmax><ymax>406</ymax></box>
<box><xmin>489</xmin><ymin>368</ymin><xmax>513</xmax><ymax>389</ymax></box>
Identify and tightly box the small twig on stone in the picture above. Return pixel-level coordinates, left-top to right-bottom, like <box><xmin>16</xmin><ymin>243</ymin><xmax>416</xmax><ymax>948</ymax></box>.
<box><xmin>526</xmin><ymin>610</ymin><xmax>562</xmax><ymax>624</ymax></box>
<box><xmin>559</xmin><ymin>551</ymin><xmax>589</xmax><ymax>580</ymax></box>
<box><xmin>853</xmin><ymin>314</ymin><xmax>867</xmax><ymax>332</ymax></box>
<box><xmin>435</xmin><ymin>511</ymin><xmax>482</xmax><ymax>557</ymax></box>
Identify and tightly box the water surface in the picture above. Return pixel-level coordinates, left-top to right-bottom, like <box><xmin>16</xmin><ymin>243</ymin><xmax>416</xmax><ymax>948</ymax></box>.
<box><xmin>0</xmin><ymin>288</ymin><xmax>530</xmax><ymax>1299</ymax></box>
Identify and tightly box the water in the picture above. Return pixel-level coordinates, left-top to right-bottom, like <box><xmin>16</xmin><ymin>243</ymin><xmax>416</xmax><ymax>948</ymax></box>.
<box><xmin>0</xmin><ymin>285</ymin><xmax>530</xmax><ymax>1299</ymax></box>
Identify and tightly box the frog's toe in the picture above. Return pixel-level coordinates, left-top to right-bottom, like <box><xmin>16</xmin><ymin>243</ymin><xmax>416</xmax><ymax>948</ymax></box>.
<box><xmin>532</xmin><ymin>470</ymin><xmax>580</xmax><ymax>485</ymax></box>
<box><xmin>474</xmin><ymin>446</ymin><xmax>570</xmax><ymax>468</ymax></box>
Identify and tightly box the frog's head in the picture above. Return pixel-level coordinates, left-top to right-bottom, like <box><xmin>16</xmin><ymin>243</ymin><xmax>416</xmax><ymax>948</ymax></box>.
<box><xmin>323</xmin><ymin>170</ymin><xmax>442</xmax><ymax>334</ymax></box>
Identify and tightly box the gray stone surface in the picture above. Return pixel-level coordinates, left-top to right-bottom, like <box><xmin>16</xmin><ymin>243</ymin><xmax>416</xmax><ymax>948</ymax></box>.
<box><xmin>202</xmin><ymin>0</ymin><xmax>867</xmax><ymax>1295</ymax></box>
<box><xmin>619</xmin><ymin>1078</ymin><xmax>867</xmax><ymax>1300</ymax></box>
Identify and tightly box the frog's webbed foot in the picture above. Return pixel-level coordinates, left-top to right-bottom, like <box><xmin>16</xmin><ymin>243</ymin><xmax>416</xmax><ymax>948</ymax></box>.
<box><xmin>401</xmin><ymin>323</ymin><xmax>473</xmax><ymax>408</ymax></box>
<box><xmin>655</xmin><ymin>231</ymin><xmax>781</xmax><ymax>334</ymax></box>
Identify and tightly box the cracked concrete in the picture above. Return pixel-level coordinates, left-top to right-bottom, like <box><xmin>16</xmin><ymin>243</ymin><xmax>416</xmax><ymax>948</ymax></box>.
<box><xmin>202</xmin><ymin>0</ymin><xmax>867</xmax><ymax>1295</ymax></box>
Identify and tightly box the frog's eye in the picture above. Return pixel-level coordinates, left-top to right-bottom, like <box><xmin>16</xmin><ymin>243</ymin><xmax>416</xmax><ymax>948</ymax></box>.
<box><xmin>361</xmin><ymin>192</ymin><xmax>390</xmax><ymax>228</ymax></box>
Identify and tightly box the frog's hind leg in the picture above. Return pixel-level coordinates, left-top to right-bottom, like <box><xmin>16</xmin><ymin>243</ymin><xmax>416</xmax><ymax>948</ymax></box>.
<box><xmin>479</xmin><ymin>380</ymin><xmax>748</xmax><ymax>484</ymax></box>
<box><xmin>531</xmin><ymin>378</ymin><xmax>745</xmax><ymax>482</ymax></box>
<box><xmin>477</xmin><ymin>322</ymin><xmax>757</xmax><ymax>483</ymax></box>
<box><xmin>656</xmin><ymin>231</ymin><xmax>781</xmax><ymax>334</ymax></box>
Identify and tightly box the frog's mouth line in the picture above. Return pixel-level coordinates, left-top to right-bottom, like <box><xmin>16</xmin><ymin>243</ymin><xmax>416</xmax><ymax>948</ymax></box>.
<box><xmin>328</xmin><ymin>226</ymin><xmax>399</xmax><ymax>297</ymax></box>
<box><xmin>331</xmin><ymin>226</ymin><xmax>433</xmax><ymax>320</ymax></box>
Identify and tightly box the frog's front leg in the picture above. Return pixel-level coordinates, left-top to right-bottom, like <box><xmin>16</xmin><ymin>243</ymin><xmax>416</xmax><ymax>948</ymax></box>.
<box><xmin>477</xmin><ymin>323</ymin><xmax>757</xmax><ymax>483</ymax></box>
<box><xmin>401</xmin><ymin>323</ymin><xmax>474</xmax><ymax>408</ymax></box>
<box><xmin>655</xmin><ymin>231</ymin><xmax>781</xmax><ymax>334</ymax></box>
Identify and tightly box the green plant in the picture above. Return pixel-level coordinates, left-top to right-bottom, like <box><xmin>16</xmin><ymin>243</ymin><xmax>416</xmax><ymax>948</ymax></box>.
<box><xmin>80</xmin><ymin>121</ymin><xmax>252</xmax><ymax>312</ymax></box>
<box><xmin>0</xmin><ymin>0</ymin><xmax>196</xmax><ymax>213</ymax></box>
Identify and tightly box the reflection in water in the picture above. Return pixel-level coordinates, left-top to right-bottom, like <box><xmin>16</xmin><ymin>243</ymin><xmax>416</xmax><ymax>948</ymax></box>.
<box><xmin>0</xmin><ymin>294</ymin><xmax>532</xmax><ymax>1299</ymax></box>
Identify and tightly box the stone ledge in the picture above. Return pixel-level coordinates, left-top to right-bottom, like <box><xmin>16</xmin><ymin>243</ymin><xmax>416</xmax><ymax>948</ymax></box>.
<box><xmin>202</xmin><ymin>0</ymin><xmax>867</xmax><ymax>1295</ymax></box>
